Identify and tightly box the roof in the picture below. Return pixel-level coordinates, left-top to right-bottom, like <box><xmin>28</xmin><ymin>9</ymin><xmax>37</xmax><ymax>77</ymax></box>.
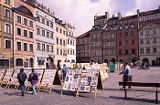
<box><xmin>77</xmin><ymin>30</ymin><xmax>90</xmax><ymax>38</ymax></box>
<box><xmin>140</xmin><ymin>9</ymin><xmax>160</xmax><ymax>16</ymax></box>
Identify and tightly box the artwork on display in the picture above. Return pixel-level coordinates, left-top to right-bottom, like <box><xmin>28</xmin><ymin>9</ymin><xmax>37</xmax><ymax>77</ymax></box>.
<box><xmin>63</xmin><ymin>69</ymin><xmax>81</xmax><ymax>91</ymax></box>
<box><xmin>99</xmin><ymin>64</ymin><xmax>109</xmax><ymax>81</ymax></box>
<box><xmin>0</xmin><ymin>69</ymin><xmax>6</xmax><ymax>80</ymax></box>
<box><xmin>79</xmin><ymin>68</ymin><xmax>99</xmax><ymax>93</ymax></box>
<box><xmin>41</xmin><ymin>69</ymin><xmax>57</xmax><ymax>86</ymax></box>
<box><xmin>10</xmin><ymin>69</ymin><xmax>19</xmax><ymax>84</ymax></box>
<box><xmin>35</xmin><ymin>69</ymin><xmax>44</xmax><ymax>84</ymax></box>
<box><xmin>2</xmin><ymin>69</ymin><xmax>14</xmax><ymax>81</ymax></box>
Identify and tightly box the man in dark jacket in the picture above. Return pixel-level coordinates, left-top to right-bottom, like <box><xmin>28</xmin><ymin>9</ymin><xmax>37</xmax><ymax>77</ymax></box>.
<box><xmin>17</xmin><ymin>68</ymin><xmax>27</xmax><ymax>96</ymax></box>
<box><xmin>28</xmin><ymin>68</ymin><xmax>39</xmax><ymax>95</ymax></box>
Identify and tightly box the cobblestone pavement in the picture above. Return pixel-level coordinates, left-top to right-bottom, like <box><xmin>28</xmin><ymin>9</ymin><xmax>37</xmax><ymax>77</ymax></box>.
<box><xmin>0</xmin><ymin>67</ymin><xmax>160</xmax><ymax>105</ymax></box>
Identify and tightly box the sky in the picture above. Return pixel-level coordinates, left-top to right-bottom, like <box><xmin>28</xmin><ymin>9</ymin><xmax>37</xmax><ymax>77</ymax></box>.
<box><xmin>37</xmin><ymin>0</ymin><xmax>160</xmax><ymax>36</ymax></box>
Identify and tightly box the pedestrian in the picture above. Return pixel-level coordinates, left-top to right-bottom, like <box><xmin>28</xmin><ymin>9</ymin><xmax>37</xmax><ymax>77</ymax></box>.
<box><xmin>119</xmin><ymin>62</ymin><xmax>132</xmax><ymax>88</ymax></box>
<box><xmin>28</xmin><ymin>68</ymin><xmax>39</xmax><ymax>95</ymax></box>
<box><xmin>62</xmin><ymin>64</ymin><xmax>68</xmax><ymax>81</ymax></box>
<box><xmin>17</xmin><ymin>68</ymin><xmax>27</xmax><ymax>96</ymax></box>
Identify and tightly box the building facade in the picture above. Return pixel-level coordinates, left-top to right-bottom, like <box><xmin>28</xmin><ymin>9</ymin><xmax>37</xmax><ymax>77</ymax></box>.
<box><xmin>55</xmin><ymin>19</ymin><xmax>67</xmax><ymax>66</ymax></box>
<box><xmin>13</xmin><ymin>0</ymin><xmax>35</xmax><ymax>68</ymax></box>
<box><xmin>0</xmin><ymin>0</ymin><xmax>14</xmax><ymax>69</ymax></box>
<box><xmin>34</xmin><ymin>2</ymin><xmax>55</xmax><ymax>69</ymax></box>
<box><xmin>116</xmin><ymin>14</ymin><xmax>139</xmax><ymax>63</ymax></box>
<box><xmin>76</xmin><ymin>31</ymin><xmax>90</xmax><ymax>63</ymax></box>
<box><xmin>139</xmin><ymin>8</ymin><xmax>160</xmax><ymax>66</ymax></box>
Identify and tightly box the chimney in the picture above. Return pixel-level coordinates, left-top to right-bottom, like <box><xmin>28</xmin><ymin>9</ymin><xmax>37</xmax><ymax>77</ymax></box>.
<box><xmin>105</xmin><ymin>12</ymin><xmax>109</xmax><ymax>19</ymax></box>
<box><xmin>137</xmin><ymin>9</ymin><xmax>140</xmax><ymax>17</ymax></box>
<box><xmin>118</xmin><ymin>12</ymin><xmax>121</xmax><ymax>20</ymax></box>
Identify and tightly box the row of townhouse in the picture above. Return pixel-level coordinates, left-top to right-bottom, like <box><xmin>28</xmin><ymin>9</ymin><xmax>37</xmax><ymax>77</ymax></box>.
<box><xmin>77</xmin><ymin>7</ymin><xmax>160</xmax><ymax>66</ymax></box>
<box><xmin>0</xmin><ymin>0</ymin><xmax>76</xmax><ymax>69</ymax></box>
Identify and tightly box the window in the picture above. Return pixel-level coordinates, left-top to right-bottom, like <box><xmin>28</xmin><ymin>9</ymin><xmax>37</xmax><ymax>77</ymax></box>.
<box><xmin>29</xmin><ymin>21</ymin><xmax>33</xmax><ymax>27</ymax></box>
<box><xmin>57</xmin><ymin>49</ymin><xmax>59</xmax><ymax>55</ymax></box>
<box><xmin>51</xmin><ymin>46</ymin><xmax>53</xmax><ymax>52</ymax></box>
<box><xmin>17</xmin><ymin>16</ymin><xmax>21</xmax><ymax>23</ymax></box>
<box><xmin>47</xmin><ymin>21</ymin><xmax>49</xmax><ymax>26</ymax></box>
<box><xmin>42</xmin><ymin>30</ymin><xmax>45</xmax><ymax>36</ymax></box>
<box><xmin>140</xmin><ymin>31</ymin><xmax>143</xmax><ymax>36</ymax></box>
<box><xmin>24</xmin><ymin>43</ymin><xmax>27</xmax><ymax>51</ymax></box>
<box><xmin>60</xmin><ymin>39</ymin><xmax>62</xmax><ymax>45</ymax></box>
<box><xmin>130</xmin><ymin>31</ymin><xmax>134</xmax><ymax>37</ymax></box>
<box><xmin>140</xmin><ymin>48</ymin><xmax>144</xmax><ymax>54</ymax></box>
<box><xmin>153</xmin><ymin>48</ymin><xmax>157</xmax><ymax>53</ymax></box>
<box><xmin>47</xmin><ymin>31</ymin><xmax>49</xmax><ymax>38</ymax></box>
<box><xmin>29</xmin><ymin>32</ymin><xmax>33</xmax><ymax>38</ymax></box>
<box><xmin>63</xmin><ymin>31</ymin><xmax>65</xmax><ymax>35</ymax></box>
<box><xmin>153</xmin><ymin>38</ymin><xmax>157</xmax><ymax>43</ymax></box>
<box><xmin>125</xmin><ymin>32</ymin><xmax>128</xmax><ymax>37</ymax></box>
<box><xmin>47</xmin><ymin>45</ymin><xmax>49</xmax><ymax>52</ymax></box>
<box><xmin>131</xmin><ymin>39</ymin><xmax>135</xmax><ymax>45</ymax></box>
<box><xmin>42</xmin><ymin>44</ymin><xmax>45</xmax><ymax>51</ymax></box>
<box><xmin>146</xmin><ymin>30</ymin><xmax>149</xmax><ymax>35</ymax></box>
<box><xmin>125</xmin><ymin>40</ymin><xmax>128</xmax><ymax>45</ymax></box>
<box><xmin>146</xmin><ymin>39</ymin><xmax>150</xmax><ymax>44</ymax></box>
<box><xmin>37</xmin><ymin>16</ymin><xmax>40</xmax><ymax>22</ymax></box>
<box><xmin>125</xmin><ymin>50</ymin><xmax>128</xmax><ymax>55</ymax></box>
<box><xmin>140</xmin><ymin>39</ymin><xmax>143</xmax><ymax>44</ymax></box>
<box><xmin>5</xmin><ymin>0</ymin><xmax>10</xmax><ymax>5</ymax></box>
<box><xmin>119</xmin><ymin>50</ymin><xmax>122</xmax><ymax>55</ymax></box>
<box><xmin>37</xmin><ymin>28</ymin><xmax>40</xmax><ymax>35</ymax></box>
<box><xmin>42</xmin><ymin>18</ymin><xmax>45</xmax><ymax>24</ymax></box>
<box><xmin>60</xmin><ymin>29</ymin><xmax>62</xmax><ymax>33</ymax></box>
<box><xmin>24</xmin><ymin>30</ymin><xmax>27</xmax><ymax>37</ymax></box>
<box><xmin>119</xmin><ymin>41</ymin><xmax>122</xmax><ymax>46</ymax></box>
<box><xmin>63</xmin><ymin>40</ymin><xmax>65</xmax><ymax>46</ymax></box>
<box><xmin>132</xmin><ymin>49</ymin><xmax>136</xmax><ymax>54</ymax></box>
<box><xmin>146</xmin><ymin>48</ymin><xmax>150</xmax><ymax>54</ymax></box>
<box><xmin>5</xmin><ymin>40</ymin><xmax>11</xmax><ymax>48</ymax></box>
<box><xmin>56</xmin><ymin>27</ymin><xmax>58</xmax><ymax>32</ymax></box>
<box><xmin>24</xmin><ymin>18</ymin><xmax>28</xmax><ymax>25</ymax></box>
<box><xmin>5</xmin><ymin>9</ymin><xmax>10</xmax><ymax>18</ymax></box>
<box><xmin>50</xmin><ymin>33</ymin><xmax>53</xmax><ymax>39</ymax></box>
<box><xmin>29</xmin><ymin>44</ymin><xmax>33</xmax><ymax>52</ymax></box>
<box><xmin>56</xmin><ymin>38</ymin><xmax>59</xmax><ymax>44</ymax></box>
<box><xmin>4</xmin><ymin>24</ymin><xmax>11</xmax><ymax>33</ymax></box>
<box><xmin>17</xmin><ymin>28</ymin><xmax>21</xmax><ymax>35</ymax></box>
<box><xmin>16</xmin><ymin>58</ymin><xmax>23</xmax><ymax>66</ymax></box>
<box><xmin>36</xmin><ymin>43</ymin><xmax>40</xmax><ymax>51</ymax></box>
<box><xmin>17</xmin><ymin>42</ymin><xmax>21</xmax><ymax>51</ymax></box>
<box><xmin>50</xmin><ymin>22</ymin><xmax>53</xmax><ymax>28</ymax></box>
<box><xmin>119</xmin><ymin>33</ymin><xmax>122</xmax><ymax>37</ymax></box>
<box><xmin>60</xmin><ymin>49</ymin><xmax>63</xmax><ymax>55</ymax></box>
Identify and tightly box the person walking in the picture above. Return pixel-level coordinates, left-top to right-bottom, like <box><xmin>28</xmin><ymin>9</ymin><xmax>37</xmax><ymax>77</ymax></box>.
<box><xmin>28</xmin><ymin>68</ymin><xmax>39</xmax><ymax>95</ymax></box>
<box><xmin>17</xmin><ymin>68</ymin><xmax>27</xmax><ymax>96</ymax></box>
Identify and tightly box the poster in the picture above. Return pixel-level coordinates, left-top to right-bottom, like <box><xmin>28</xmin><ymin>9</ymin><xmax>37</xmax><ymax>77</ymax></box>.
<box><xmin>99</xmin><ymin>64</ymin><xmax>109</xmax><ymax>81</ymax></box>
<box><xmin>63</xmin><ymin>69</ymin><xmax>81</xmax><ymax>91</ymax></box>
<box><xmin>0</xmin><ymin>69</ymin><xmax>6</xmax><ymax>80</ymax></box>
<box><xmin>41</xmin><ymin>69</ymin><xmax>57</xmax><ymax>87</ymax></box>
<box><xmin>2</xmin><ymin>69</ymin><xmax>14</xmax><ymax>82</ymax></box>
<box><xmin>79</xmin><ymin>68</ymin><xmax>99</xmax><ymax>92</ymax></box>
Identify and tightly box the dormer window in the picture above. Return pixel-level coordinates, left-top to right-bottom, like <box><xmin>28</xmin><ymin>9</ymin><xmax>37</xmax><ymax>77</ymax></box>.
<box><xmin>5</xmin><ymin>0</ymin><xmax>10</xmax><ymax>5</ymax></box>
<box><xmin>131</xmin><ymin>24</ymin><xmax>135</xmax><ymax>28</ymax></box>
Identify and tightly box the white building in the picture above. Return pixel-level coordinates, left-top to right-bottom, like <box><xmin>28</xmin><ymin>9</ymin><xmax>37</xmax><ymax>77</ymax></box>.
<box><xmin>55</xmin><ymin>19</ymin><xmax>76</xmax><ymax>67</ymax></box>
<box><xmin>34</xmin><ymin>2</ymin><xmax>55</xmax><ymax>69</ymax></box>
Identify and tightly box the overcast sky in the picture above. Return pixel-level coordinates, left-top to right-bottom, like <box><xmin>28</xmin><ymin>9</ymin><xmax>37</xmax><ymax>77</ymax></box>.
<box><xmin>37</xmin><ymin>0</ymin><xmax>160</xmax><ymax>36</ymax></box>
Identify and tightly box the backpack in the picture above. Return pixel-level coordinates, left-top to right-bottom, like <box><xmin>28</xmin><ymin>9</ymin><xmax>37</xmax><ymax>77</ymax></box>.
<box><xmin>18</xmin><ymin>73</ymin><xmax>27</xmax><ymax>82</ymax></box>
<box><xmin>32</xmin><ymin>73</ymin><xmax>38</xmax><ymax>80</ymax></box>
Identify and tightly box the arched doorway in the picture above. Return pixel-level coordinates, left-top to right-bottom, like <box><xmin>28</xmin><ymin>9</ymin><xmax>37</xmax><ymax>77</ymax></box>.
<box><xmin>142</xmin><ymin>58</ymin><xmax>149</xmax><ymax>64</ymax></box>
<box><xmin>16</xmin><ymin>58</ymin><xmax>23</xmax><ymax>67</ymax></box>
<box><xmin>111</xmin><ymin>58</ymin><xmax>116</xmax><ymax>64</ymax></box>
<box><xmin>104</xmin><ymin>59</ymin><xmax>108</xmax><ymax>64</ymax></box>
<box><xmin>47</xmin><ymin>56</ymin><xmax>54</xmax><ymax>69</ymax></box>
<box><xmin>132</xmin><ymin>58</ymin><xmax>137</xmax><ymax>63</ymax></box>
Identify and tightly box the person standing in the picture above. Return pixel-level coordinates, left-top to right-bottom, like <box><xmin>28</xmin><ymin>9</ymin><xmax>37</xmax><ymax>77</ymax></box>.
<box><xmin>62</xmin><ymin>64</ymin><xmax>68</xmax><ymax>81</ymax></box>
<box><xmin>17</xmin><ymin>68</ymin><xmax>27</xmax><ymax>96</ymax></box>
<box><xmin>119</xmin><ymin>62</ymin><xmax>132</xmax><ymax>81</ymax></box>
<box><xmin>28</xmin><ymin>68</ymin><xmax>39</xmax><ymax>95</ymax></box>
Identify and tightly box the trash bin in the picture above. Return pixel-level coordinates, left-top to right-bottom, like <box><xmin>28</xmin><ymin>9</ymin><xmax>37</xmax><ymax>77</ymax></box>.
<box><xmin>109</xmin><ymin>63</ymin><xmax>115</xmax><ymax>73</ymax></box>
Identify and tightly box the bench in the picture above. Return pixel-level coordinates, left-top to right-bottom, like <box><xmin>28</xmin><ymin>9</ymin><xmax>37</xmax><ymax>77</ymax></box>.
<box><xmin>119</xmin><ymin>81</ymin><xmax>160</xmax><ymax>104</ymax></box>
